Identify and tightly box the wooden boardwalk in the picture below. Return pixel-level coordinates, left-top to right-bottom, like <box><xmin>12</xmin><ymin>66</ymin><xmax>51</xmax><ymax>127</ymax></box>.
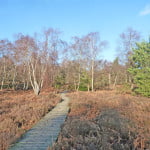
<box><xmin>9</xmin><ymin>93</ymin><xmax>70</xmax><ymax>150</ymax></box>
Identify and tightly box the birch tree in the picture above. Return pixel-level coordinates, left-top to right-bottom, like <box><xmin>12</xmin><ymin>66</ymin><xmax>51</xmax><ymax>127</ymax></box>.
<box><xmin>83</xmin><ymin>32</ymin><xmax>107</xmax><ymax>91</ymax></box>
<box><xmin>71</xmin><ymin>36</ymin><xmax>87</xmax><ymax>91</ymax></box>
<box><xmin>0</xmin><ymin>40</ymin><xmax>14</xmax><ymax>89</ymax></box>
<box><xmin>117</xmin><ymin>27</ymin><xmax>141</xmax><ymax>86</ymax></box>
<box><xmin>14</xmin><ymin>35</ymin><xmax>46</xmax><ymax>95</ymax></box>
<box><xmin>118</xmin><ymin>27</ymin><xmax>140</xmax><ymax>64</ymax></box>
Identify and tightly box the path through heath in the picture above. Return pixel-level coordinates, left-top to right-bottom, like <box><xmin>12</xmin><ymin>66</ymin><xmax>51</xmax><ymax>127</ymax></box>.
<box><xmin>9</xmin><ymin>93</ymin><xmax>70</xmax><ymax>150</ymax></box>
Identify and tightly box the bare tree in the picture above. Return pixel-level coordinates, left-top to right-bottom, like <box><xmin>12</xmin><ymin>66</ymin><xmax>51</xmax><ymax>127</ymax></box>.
<box><xmin>71</xmin><ymin>36</ymin><xmax>87</xmax><ymax>91</ymax></box>
<box><xmin>14</xmin><ymin>35</ymin><xmax>45</xmax><ymax>95</ymax></box>
<box><xmin>41</xmin><ymin>28</ymin><xmax>66</xmax><ymax>88</ymax></box>
<box><xmin>117</xmin><ymin>27</ymin><xmax>141</xmax><ymax>86</ymax></box>
<box><xmin>83</xmin><ymin>32</ymin><xmax>107</xmax><ymax>91</ymax></box>
<box><xmin>118</xmin><ymin>27</ymin><xmax>141</xmax><ymax>64</ymax></box>
<box><xmin>0</xmin><ymin>40</ymin><xmax>14</xmax><ymax>89</ymax></box>
<box><xmin>13</xmin><ymin>28</ymin><xmax>63</xmax><ymax>95</ymax></box>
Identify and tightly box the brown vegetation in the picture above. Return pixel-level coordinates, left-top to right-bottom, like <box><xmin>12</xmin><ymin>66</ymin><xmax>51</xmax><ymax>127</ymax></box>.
<box><xmin>0</xmin><ymin>88</ymin><xmax>61</xmax><ymax>150</ymax></box>
<box><xmin>51</xmin><ymin>91</ymin><xmax>150</xmax><ymax>150</ymax></box>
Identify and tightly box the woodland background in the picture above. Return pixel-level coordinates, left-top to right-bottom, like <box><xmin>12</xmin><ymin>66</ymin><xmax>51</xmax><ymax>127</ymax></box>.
<box><xmin>0</xmin><ymin>27</ymin><xmax>149</xmax><ymax>97</ymax></box>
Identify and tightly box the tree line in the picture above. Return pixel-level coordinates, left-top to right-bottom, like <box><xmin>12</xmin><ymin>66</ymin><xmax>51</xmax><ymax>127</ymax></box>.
<box><xmin>0</xmin><ymin>27</ymin><xmax>149</xmax><ymax>97</ymax></box>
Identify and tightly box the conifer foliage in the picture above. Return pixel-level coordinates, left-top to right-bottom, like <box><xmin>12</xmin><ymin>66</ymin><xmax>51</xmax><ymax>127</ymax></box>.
<box><xmin>129</xmin><ymin>41</ymin><xmax>150</xmax><ymax>97</ymax></box>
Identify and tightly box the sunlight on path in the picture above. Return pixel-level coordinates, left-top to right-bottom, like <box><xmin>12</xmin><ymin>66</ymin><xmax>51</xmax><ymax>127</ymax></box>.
<box><xmin>9</xmin><ymin>93</ymin><xmax>70</xmax><ymax>150</ymax></box>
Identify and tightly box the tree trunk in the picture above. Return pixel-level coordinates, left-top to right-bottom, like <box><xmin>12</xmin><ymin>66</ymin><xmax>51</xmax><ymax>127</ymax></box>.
<box><xmin>91</xmin><ymin>59</ymin><xmax>94</xmax><ymax>92</ymax></box>
<box><xmin>1</xmin><ymin>61</ymin><xmax>6</xmax><ymax>90</ymax></box>
<box><xmin>23</xmin><ymin>81</ymin><xmax>26</xmax><ymax>90</ymax></box>
<box><xmin>125</xmin><ymin>74</ymin><xmax>128</xmax><ymax>83</ymax></box>
<box><xmin>113</xmin><ymin>75</ymin><xmax>117</xmax><ymax>89</ymax></box>
<box><xmin>108</xmin><ymin>73</ymin><xmax>111</xmax><ymax>89</ymax></box>
<box><xmin>74</xmin><ymin>80</ymin><xmax>77</xmax><ymax>91</ymax></box>
<box><xmin>25</xmin><ymin>81</ymin><xmax>29</xmax><ymax>90</ymax></box>
<box><xmin>33</xmin><ymin>81</ymin><xmax>40</xmax><ymax>95</ymax></box>
<box><xmin>77</xmin><ymin>71</ymin><xmax>81</xmax><ymax>91</ymax></box>
<box><xmin>87</xmin><ymin>84</ymin><xmax>90</xmax><ymax>92</ymax></box>
<box><xmin>12</xmin><ymin>69</ymin><xmax>17</xmax><ymax>90</ymax></box>
<box><xmin>33</xmin><ymin>87</ymin><xmax>40</xmax><ymax>95</ymax></box>
<box><xmin>1</xmin><ymin>80</ymin><xmax>4</xmax><ymax>90</ymax></box>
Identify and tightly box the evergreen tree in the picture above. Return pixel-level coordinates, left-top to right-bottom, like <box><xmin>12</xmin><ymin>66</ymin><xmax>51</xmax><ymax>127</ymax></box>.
<box><xmin>128</xmin><ymin>41</ymin><xmax>150</xmax><ymax>97</ymax></box>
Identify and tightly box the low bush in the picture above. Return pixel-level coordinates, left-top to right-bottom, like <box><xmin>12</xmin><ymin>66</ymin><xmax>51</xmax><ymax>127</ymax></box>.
<box><xmin>0</xmin><ymin>89</ymin><xmax>60</xmax><ymax>150</ymax></box>
<box><xmin>51</xmin><ymin>91</ymin><xmax>150</xmax><ymax>149</ymax></box>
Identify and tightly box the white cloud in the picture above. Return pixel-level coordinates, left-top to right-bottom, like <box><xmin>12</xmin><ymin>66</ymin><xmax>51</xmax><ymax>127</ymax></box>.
<box><xmin>140</xmin><ymin>4</ymin><xmax>150</xmax><ymax>16</ymax></box>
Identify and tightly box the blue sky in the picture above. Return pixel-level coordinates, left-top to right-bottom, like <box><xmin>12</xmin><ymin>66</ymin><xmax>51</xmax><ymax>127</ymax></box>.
<box><xmin>0</xmin><ymin>0</ymin><xmax>150</xmax><ymax>61</ymax></box>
